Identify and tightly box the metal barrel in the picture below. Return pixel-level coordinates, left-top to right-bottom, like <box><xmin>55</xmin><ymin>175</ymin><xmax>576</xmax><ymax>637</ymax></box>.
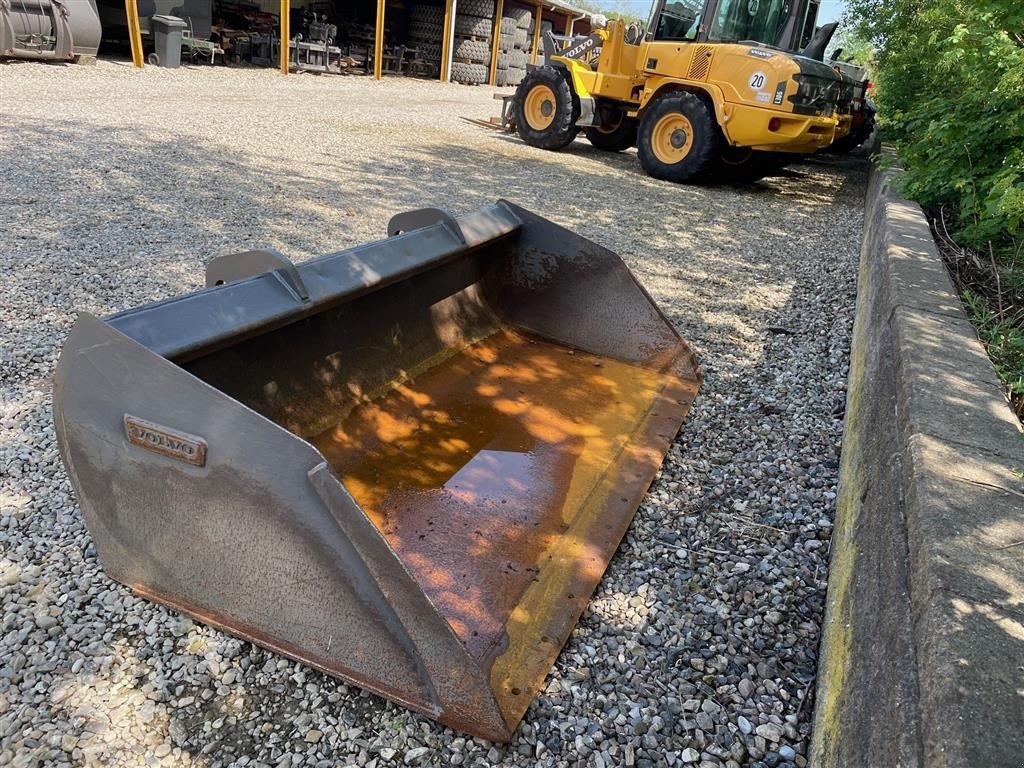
<box><xmin>53</xmin><ymin>200</ymin><xmax>701</xmax><ymax>741</ymax></box>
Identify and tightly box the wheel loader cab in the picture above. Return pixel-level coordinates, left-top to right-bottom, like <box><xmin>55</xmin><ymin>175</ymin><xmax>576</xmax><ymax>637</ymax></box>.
<box><xmin>637</xmin><ymin>0</ymin><xmax>843</xmax><ymax>154</ymax></box>
<box><xmin>513</xmin><ymin>0</ymin><xmax>846</xmax><ymax>183</ymax></box>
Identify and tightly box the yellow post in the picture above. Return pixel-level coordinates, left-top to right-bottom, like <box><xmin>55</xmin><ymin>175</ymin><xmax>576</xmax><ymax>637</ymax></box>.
<box><xmin>562</xmin><ymin>12</ymin><xmax>572</xmax><ymax>37</ymax></box>
<box><xmin>440</xmin><ymin>0</ymin><xmax>454</xmax><ymax>81</ymax></box>
<box><xmin>125</xmin><ymin>0</ymin><xmax>144</xmax><ymax>68</ymax></box>
<box><xmin>530</xmin><ymin>4</ymin><xmax>541</xmax><ymax>64</ymax></box>
<box><xmin>279</xmin><ymin>0</ymin><xmax>290</xmax><ymax>74</ymax></box>
<box><xmin>374</xmin><ymin>0</ymin><xmax>385</xmax><ymax>80</ymax></box>
<box><xmin>488</xmin><ymin>0</ymin><xmax>504</xmax><ymax>86</ymax></box>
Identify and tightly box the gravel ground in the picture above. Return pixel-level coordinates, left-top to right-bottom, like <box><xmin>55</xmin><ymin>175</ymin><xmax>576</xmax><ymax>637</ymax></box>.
<box><xmin>0</xmin><ymin>61</ymin><xmax>866</xmax><ymax>768</ymax></box>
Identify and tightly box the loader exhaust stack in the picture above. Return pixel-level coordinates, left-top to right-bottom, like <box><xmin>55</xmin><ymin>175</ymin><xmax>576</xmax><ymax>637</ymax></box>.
<box><xmin>53</xmin><ymin>201</ymin><xmax>700</xmax><ymax>741</ymax></box>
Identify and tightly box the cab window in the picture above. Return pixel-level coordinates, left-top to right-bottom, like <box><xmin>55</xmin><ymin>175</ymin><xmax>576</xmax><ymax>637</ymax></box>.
<box><xmin>654</xmin><ymin>0</ymin><xmax>703</xmax><ymax>41</ymax></box>
<box><xmin>799</xmin><ymin>0</ymin><xmax>820</xmax><ymax>49</ymax></box>
<box><xmin>707</xmin><ymin>0</ymin><xmax>793</xmax><ymax>46</ymax></box>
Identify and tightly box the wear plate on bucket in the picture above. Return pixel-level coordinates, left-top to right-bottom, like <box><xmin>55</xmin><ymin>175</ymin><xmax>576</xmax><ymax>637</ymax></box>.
<box><xmin>53</xmin><ymin>200</ymin><xmax>700</xmax><ymax>741</ymax></box>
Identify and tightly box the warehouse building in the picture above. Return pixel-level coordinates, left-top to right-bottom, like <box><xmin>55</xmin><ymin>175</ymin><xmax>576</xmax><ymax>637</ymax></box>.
<box><xmin>103</xmin><ymin>0</ymin><xmax>595</xmax><ymax>86</ymax></box>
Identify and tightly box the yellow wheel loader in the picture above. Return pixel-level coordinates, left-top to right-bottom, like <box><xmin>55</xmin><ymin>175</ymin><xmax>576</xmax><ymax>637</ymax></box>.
<box><xmin>513</xmin><ymin>0</ymin><xmax>849</xmax><ymax>183</ymax></box>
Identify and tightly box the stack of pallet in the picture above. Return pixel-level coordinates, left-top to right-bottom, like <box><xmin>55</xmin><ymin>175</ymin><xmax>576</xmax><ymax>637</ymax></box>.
<box><xmin>497</xmin><ymin>6</ymin><xmax>531</xmax><ymax>87</ymax></box>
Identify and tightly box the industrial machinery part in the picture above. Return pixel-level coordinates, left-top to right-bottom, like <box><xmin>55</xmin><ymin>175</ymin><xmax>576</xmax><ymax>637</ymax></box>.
<box><xmin>461</xmin><ymin>92</ymin><xmax>518</xmax><ymax>132</ymax></box>
<box><xmin>823</xmin><ymin>54</ymin><xmax>876</xmax><ymax>154</ymax></box>
<box><xmin>54</xmin><ymin>201</ymin><xmax>701</xmax><ymax>741</ymax></box>
<box><xmin>181</xmin><ymin>21</ymin><xmax>223</xmax><ymax>64</ymax></box>
<box><xmin>291</xmin><ymin>36</ymin><xmax>344</xmax><ymax>74</ymax></box>
<box><xmin>300</xmin><ymin>9</ymin><xmax>336</xmax><ymax>45</ymax></box>
<box><xmin>249</xmin><ymin>31</ymin><xmax>278</xmax><ymax>67</ymax></box>
<box><xmin>512</xmin><ymin>0</ymin><xmax>849</xmax><ymax>184</ymax></box>
<box><xmin>291</xmin><ymin>12</ymin><xmax>343</xmax><ymax>76</ymax></box>
<box><xmin>0</xmin><ymin>0</ymin><xmax>100</xmax><ymax>61</ymax></box>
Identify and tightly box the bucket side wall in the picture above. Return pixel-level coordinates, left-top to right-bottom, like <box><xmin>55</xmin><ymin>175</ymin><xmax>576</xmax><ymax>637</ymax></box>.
<box><xmin>53</xmin><ymin>313</ymin><xmax>510</xmax><ymax>740</ymax></box>
<box><xmin>486</xmin><ymin>202</ymin><xmax>699</xmax><ymax>379</ymax></box>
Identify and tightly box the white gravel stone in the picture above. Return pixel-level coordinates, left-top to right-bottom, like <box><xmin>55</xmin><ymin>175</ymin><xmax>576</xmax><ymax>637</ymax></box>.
<box><xmin>756</xmin><ymin>723</ymin><xmax>785</xmax><ymax>743</ymax></box>
<box><xmin>0</xmin><ymin>61</ymin><xmax>866</xmax><ymax>767</ymax></box>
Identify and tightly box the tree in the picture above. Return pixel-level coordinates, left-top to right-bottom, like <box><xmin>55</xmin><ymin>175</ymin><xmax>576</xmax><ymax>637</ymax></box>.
<box><xmin>843</xmin><ymin>0</ymin><xmax>1024</xmax><ymax>246</ymax></box>
<box><xmin>844</xmin><ymin>0</ymin><xmax>1024</xmax><ymax>405</ymax></box>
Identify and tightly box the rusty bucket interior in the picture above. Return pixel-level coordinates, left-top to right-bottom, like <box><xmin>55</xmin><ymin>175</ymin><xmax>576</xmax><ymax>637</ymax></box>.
<box><xmin>54</xmin><ymin>201</ymin><xmax>700</xmax><ymax>741</ymax></box>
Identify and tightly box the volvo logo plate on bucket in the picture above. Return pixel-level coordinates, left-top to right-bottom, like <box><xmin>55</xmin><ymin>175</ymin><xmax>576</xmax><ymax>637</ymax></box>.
<box><xmin>124</xmin><ymin>415</ymin><xmax>207</xmax><ymax>467</ymax></box>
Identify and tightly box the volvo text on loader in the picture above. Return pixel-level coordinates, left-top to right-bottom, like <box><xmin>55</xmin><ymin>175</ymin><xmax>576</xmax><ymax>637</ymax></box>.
<box><xmin>513</xmin><ymin>0</ymin><xmax>849</xmax><ymax>183</ymax></box>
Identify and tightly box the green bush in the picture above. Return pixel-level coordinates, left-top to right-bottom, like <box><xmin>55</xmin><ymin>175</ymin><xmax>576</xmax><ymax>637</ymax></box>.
<box><xmin>846</xmin><ymin>1</ymin><xmax>1023</xmax><ymax>410</ymax></box>
<box><xmin>845</xmin><ymin>0</ymin><xmax>1024</xmax><ymax>249</ymax></box>
<box><xmin>963</xmin><ymin>290</ymin><xmax>1024</xmax><ymax>405</ymax></box>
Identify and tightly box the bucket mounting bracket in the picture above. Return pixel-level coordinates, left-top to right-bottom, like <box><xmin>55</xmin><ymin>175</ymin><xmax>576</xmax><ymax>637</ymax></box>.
<box><xmin>205</xmin><ymin>248</ymin><xmax>310</xmax><ymax>303</ymax></box>
<box><xmin>386</xmin><ymin>208</ymin><xmax>465</xmax><ymax>244</ymax></box>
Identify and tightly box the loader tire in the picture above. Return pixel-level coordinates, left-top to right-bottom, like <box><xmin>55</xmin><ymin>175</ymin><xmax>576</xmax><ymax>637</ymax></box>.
<box><xmin>713</xmin><ymin>148</ymin><xmax>791</xmax><ymax>182</ymax></box>
<box><xmin>514</xmin><ymin>65</ymin><xmax>578</xmax><ymax>150</ymax></box>
<box><xmin>826</xmin><ymin>133</ymin><xmax>858</xmax><ymax>155</ymax></box>
<box><xmin>496</xmin><ymin>66</ymin><xmax>525</xmax><ymax>86</ymax></box>
<box><xmin>499</xmin><ymin>16</ymin><xmax>517</xmax><ymax>34</ymax></box>
<box><xmin>457</xmin><ymin>0</ymin><xmax>495</xmax><ymax>18</ymax></box>
<box><xmin>825</xmin><ymin>108</ymin><xmax>876</xmax><ymax>155</ymax></box>
<box><xmin>513</xmin><ymin>27</ymin><xmax>529</xmax><ymax>48</ymax></box>
<box><xmin>410</xmin><ymin>5</ymin><xmax>444</xmax><ymax>25</ymax></box>
<box><xmin>415</xmin><ymin>42</ymin><xmax>442</xmax><ymax>62</ymax></box>
<box><xmin>451</xmin><ymin>61</ymin><xmax>489</xmax><ymax>84</ymax></box>
<box><xmin>637</xmin><ymin>91</ymin><xmax>722</xmax><ymax>183</ymax></box>
<box><xmin>499</xmin><ymin>32</ymin><xmax>514</xmax><ymax>51</ymax></box>
<box><xmin>409</xmin><ymin>21</ymin><xmax>443</xmax><ymax>41</ymax></box>
<box><xmin>454</xmin><ymin>14</ymin><xmax>492</xmax><ymax>37</ymax></box>
<box><xmin>454</xmin><ymin>37</ymin><xmax>490</xmax><ymax>63</ymax></box>
<box><xmin>509</xmin><ymin>49</ymin><xmax>528</xmax><ymax>68</ymax></box>
<box><xmin>584</xmin><ymin>110</ymin><xmax>637</xmax><ymax>152</ymax></box>
<box><xmin>506</xmin><ymin>6</ymin><xmax>532</xmax><ymax>28</ymax></box>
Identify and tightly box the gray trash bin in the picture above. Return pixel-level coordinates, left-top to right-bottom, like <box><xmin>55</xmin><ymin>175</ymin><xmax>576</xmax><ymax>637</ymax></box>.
<box><xmin>151</xmin><ymin>15</ymin><xmax>186</xmax><ymax>68</ymax></box>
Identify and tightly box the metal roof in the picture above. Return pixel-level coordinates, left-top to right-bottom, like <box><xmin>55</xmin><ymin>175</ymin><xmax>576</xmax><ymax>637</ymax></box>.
<box><xmin>519</xmin><ymin>0</ymin><xmax>600</xmax><ymax>20</ymax></box>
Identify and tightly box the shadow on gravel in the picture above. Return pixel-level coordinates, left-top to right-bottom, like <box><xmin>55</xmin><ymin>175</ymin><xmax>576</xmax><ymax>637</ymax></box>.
<box><xmin>1</xmin><ymin>114</ymin><xmax>876</xmax><ymax>766</ymax></box>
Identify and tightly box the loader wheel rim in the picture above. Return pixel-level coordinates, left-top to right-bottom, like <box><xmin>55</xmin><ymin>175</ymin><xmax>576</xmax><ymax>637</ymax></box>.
<box><xmin>524</xmin><ymin>84</ymin><xmax>557</xmax><ymax>131</ymax></box>
<box><xmin>651</xmin><ymin>113</ymin><xmax>694</xmax><ymax>164</ymax></box>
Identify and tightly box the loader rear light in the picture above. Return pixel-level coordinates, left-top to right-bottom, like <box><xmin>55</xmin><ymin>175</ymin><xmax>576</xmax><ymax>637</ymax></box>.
<box><xmin>866</xmin><ymin>80</ymin><xmax>873</xmax><ymax>90</ymax></box>
<box><xmin>768</xmin><ymin>117</ymin><xmax>782</xmax><ymax>132</ymax></box>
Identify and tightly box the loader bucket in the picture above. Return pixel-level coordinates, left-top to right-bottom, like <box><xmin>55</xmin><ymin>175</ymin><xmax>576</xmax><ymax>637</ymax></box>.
<box><xmin>53</xmin><ymin>201</ymin><xmax>700</xmax><ymax>741</ymax></box>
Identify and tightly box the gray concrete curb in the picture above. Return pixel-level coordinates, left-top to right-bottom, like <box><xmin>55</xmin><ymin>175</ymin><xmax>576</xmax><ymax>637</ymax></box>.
<box><xmin>810</xmin><ymin>161</ymin><xmax>1024</xmax><ymax>768</ymax></box>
